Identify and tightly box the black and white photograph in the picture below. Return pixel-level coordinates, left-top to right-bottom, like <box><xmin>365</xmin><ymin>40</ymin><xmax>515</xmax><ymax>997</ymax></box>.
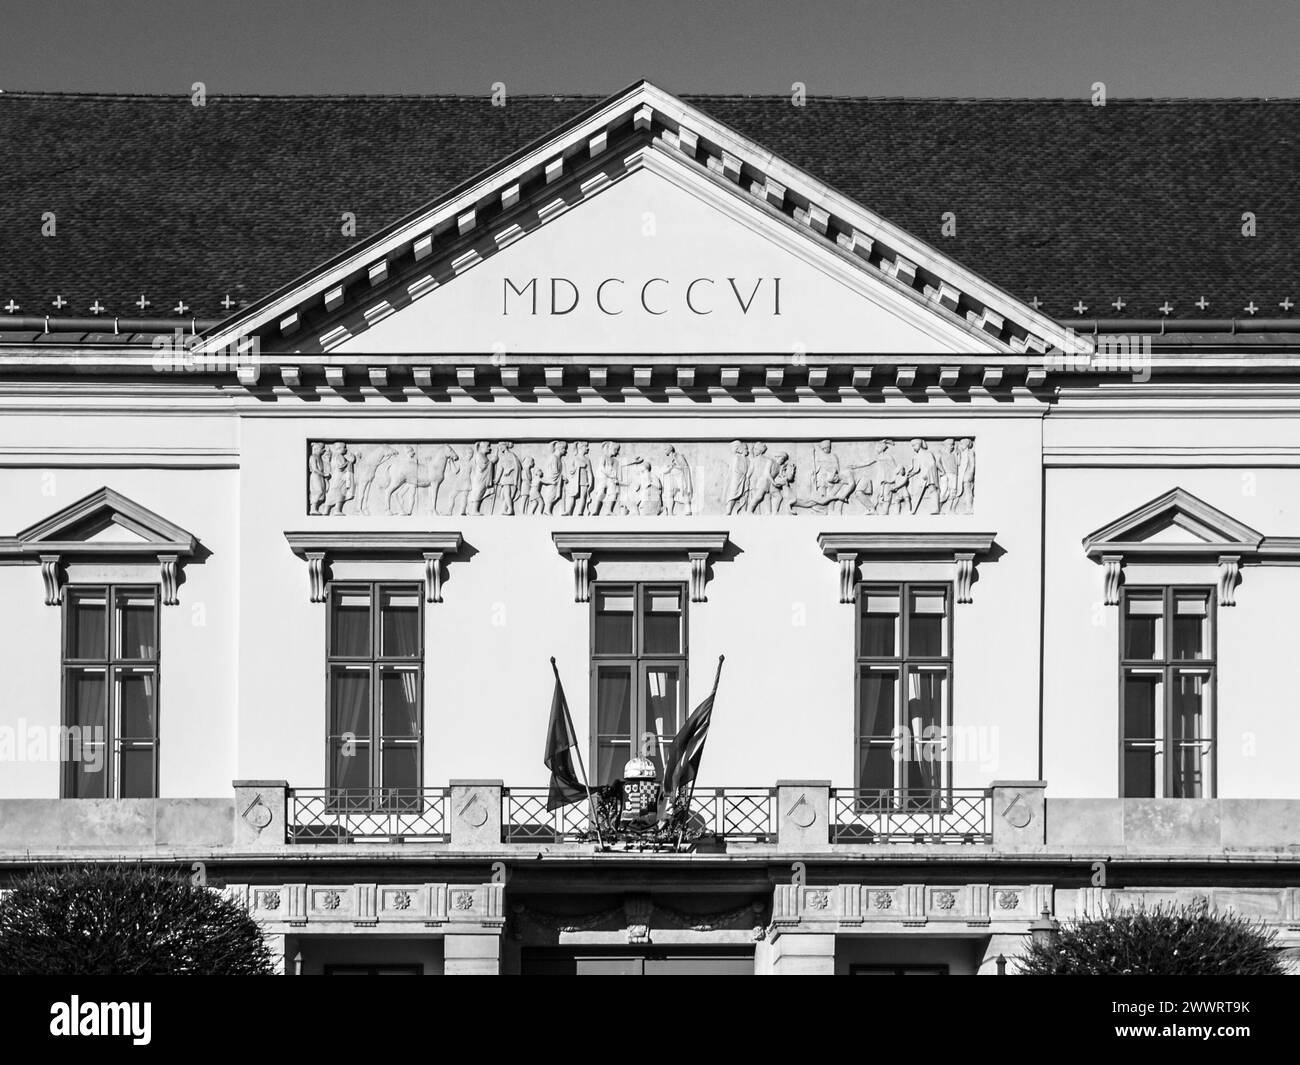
<box><xmin>0</xmin><ymin>0</ymin><xmax>1297</xmax><ymax>1035</ymax></box>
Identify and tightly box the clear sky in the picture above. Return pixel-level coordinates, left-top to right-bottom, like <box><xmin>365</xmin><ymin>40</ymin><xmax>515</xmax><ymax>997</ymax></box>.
<box><xmin>0</xmin><ymin>0</ymin><xmax>1297</xmax><ymax>97</ymax></box>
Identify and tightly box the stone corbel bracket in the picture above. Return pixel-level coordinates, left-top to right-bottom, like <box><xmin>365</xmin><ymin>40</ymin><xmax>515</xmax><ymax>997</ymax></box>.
<box><xmin>285</xmin><ymin>531</ymin><xmax>464</xmax><ymax>603</ymax></box>
<box><xmin>552</xmin><ymin>531</ymin><xmax>730</xmax><ymax>603</ymax></box>
<box><xmin>817</xmin><ymin>532</ymin><xmax>998</xmax><ymax>605</ymax></box>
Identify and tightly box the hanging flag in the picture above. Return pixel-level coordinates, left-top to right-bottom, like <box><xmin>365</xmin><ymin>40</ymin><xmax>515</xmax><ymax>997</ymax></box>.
<box><xmin>663</xmin><ymin>655</ymin><xmax>724</xmax><ymax>802</ymax></box>
<box><xmin>544</xmin><ymin>658</ymin><xmax>589</xmax><ymax>811</ymax></box>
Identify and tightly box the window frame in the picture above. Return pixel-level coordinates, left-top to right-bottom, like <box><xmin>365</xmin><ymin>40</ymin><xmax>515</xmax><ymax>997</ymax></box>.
<box><xmin>325</xmin><ymin>580</ymin><xmax>425</xmax><ymax>802</ymax></box>
<box><xmin>60</xmin><ymin>583</ymin><xmax>160</xmax><ymax>799</ymax></box>
<box><xmin>1118</xmin><ymin>584</ymin><xmax>1217</xmax><ymax>799</ymax></box>
<box><xmin>588</xmin><ymin>580</ymin><xmax>689</xmax><ymax>785</ymax></box>
<box><xmin>853</xmin><ymin>581</ymin><xmax>954</xmax><ymax>797</ymax></box>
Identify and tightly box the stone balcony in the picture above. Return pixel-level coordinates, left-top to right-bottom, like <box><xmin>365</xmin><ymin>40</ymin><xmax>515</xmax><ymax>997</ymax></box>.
<box><xmin>1</xmin><ymin>780</ymin><xmax>1299</xmax><ymax>860</ymax></box>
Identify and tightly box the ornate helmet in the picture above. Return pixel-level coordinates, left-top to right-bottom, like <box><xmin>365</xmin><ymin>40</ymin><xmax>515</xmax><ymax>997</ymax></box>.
<box><xmin>622</xmin><ymin>755</ymin><xmax>657</xmax><ymax>781</ymax></box>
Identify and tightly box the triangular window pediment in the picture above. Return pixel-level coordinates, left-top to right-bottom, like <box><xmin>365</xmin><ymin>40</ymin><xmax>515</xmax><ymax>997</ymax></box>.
<box><xmin>1083</xmin><ymin>488</ymin><xmax>1263</xmax><ymax>557</ymax></box>
<box><xmin>1</xmin><ymin>488</ymin><xmax>198</xmax><ymax>606</ymax></box>
<box><xmin>15</xmin><ymin>487</ymin><xmax>197</xmax><ymax>551</ymax></box>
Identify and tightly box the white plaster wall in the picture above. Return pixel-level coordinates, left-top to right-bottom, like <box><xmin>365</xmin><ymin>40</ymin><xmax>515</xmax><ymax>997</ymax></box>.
<box><xmin>236</xmin><ymin>406</ymin><xmax>1041</xmax><ymax>791</ymax></box>
<box><xmin>1043</xmin><ymin>452</ymin><xmax>1300</xmax><ymax>799</ymax></box>
<box><xmin>0</xmin><ymin>410</ymin><xmax>239</xmax><ymax>798</ymax></box>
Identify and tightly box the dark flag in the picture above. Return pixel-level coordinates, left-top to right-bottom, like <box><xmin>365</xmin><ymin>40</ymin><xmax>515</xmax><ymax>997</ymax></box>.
<box><xmin>663</xmin><ymin>655</ymin><xmax>724</xmax><ymax>802</ymax></box>
<box><xmin>544</xmin><ymin>658</ymin><xmax>589</xmax><ymax>811</ymax></box>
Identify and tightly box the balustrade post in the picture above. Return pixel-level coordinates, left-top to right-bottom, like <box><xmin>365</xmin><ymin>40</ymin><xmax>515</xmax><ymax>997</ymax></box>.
<box><xmin>776</xmin><ymin>780</ymin><xmax>832</xmax><ymax>852</ymax></box>
<box><xmin>450</xmin><ymin>779</ymin><xmax>504</xmax><ymax>849</ymax></box>
<box><xmin>232</xmin><ymin>780</ymin><xmax>288</xmax><ymax>849</ymax></box>
<box><xmin>990</xmin><ymin>780</ymin><xmax>1047</xmax><ymax>850</ymax></box>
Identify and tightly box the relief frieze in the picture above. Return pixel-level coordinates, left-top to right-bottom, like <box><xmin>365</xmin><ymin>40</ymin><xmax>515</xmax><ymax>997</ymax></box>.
<box><xmin>306</xmin><ymin>439</ymin><xmax>975</xmax><ymax>517</ymax></box>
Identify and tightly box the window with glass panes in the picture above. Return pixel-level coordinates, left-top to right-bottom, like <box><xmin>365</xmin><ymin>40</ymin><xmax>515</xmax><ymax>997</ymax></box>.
<box><xmin>855</xmin><ymin>584</ymin><xmax>952</xmax><ymax>795</ymax></box>
<box><xmin>62</xmin><ymin>586</ymin><xmax>159</xmax><ymax>798</ymax></box>
<box><xmin>1120</xmin><ymin>587</ymin><xmax>1215</xmax><ymax>798</ymax></box>
<box><xmin>327</xmin><ymin>583</ymin><xmax>423</xmax><ymax>799</ymax></box>
<box><xmin>590</xmin><ymin>583</ymin><xmax>686</xmax><ymax>785</ymax></box>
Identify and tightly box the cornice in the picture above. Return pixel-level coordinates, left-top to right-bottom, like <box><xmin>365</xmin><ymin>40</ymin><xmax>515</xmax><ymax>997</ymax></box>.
<box><xmin>551</xmin><ymin>529</ymin><xmax>730</xmax><ymax>603</ymax></box>
<box><xmin>816</xmin><ymin>531</ymin><xmax>998</xmax><ymax>605</ymax></box>
<box><xmin>284</xmin><ymin>530</ymin><xmax>465</xmax><ymax>604</ymax></box>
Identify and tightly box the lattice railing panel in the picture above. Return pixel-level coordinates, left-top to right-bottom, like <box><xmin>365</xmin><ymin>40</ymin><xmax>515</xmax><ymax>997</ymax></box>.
<box><xmin>288</xmin><ymin>788</ymin><xmax>449</xmax><ymax>843</ymax></box>
<box><xmin>830</xmin><ymin>789</ymin><xmax>991</xmax><ymax>843</ymax></box>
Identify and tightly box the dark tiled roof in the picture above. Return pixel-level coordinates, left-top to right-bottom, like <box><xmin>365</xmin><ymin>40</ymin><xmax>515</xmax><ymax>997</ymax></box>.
<box><xmin>1</xmin><ymin>91</ymin><xmax>1298</xmax><ymax>322</ymax></box>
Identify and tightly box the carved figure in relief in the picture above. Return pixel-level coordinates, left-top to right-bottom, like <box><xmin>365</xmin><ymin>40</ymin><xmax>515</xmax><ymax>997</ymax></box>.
<box><xmin>353</xmin><ymin>444</ymin><xmax>397</xmax><ymax>514</ymax></box>
<box><xmin>307</xmin><ymin>443</ymin><xmax>328</xmax><ymax>514</ymax></box>
<box><xmin>724</xmin><ymin>441</ymin><xmax>751</xmax><ymax>515</ymax></box>
<box><xmin>905</xmin><ymin>439</ymin><xmax>941</xmax><ymax>515</ymax></box>
<box><xmin>955</xmin><ymin>438</ymin><xmax>976</xmax><ymax>513</ymax></box>
<box><xmin>375</xmin><ymin>445</ymin><xmax>430</xmax><ymax>517</ymax></box>
<box><xmin>424</xmin><ymin>444</ymin><xmax>462</xmax><ymax>515</ymax></box>
<box><xmin>662</xmin><ymin>445</ymin><xmax>693</xmax><ymax>516</ymax></box>
<box><xmin>540</xmin><ymin>441</ymin><xmax>566</xmax><ymax>515</ymax></box>
<box><xmin>937</xmin><ymin>439</ymin><xmax>958</xmax><ymax>514</ymax></box>
<box><xmin>769</xmin><ymin>450</ymin><xmax>797</xmax><ymax>514</ymax></box>
<box><xmin>811</xmin><ymin>440</ymin><xmax>846</xmax><ymax>509</ymax></box>
<box><xmin>562</xmin><ymin>441</ymin><xmax>593</xmax><ymax>516</ymax></box>
<box><xmin>519</xmin><ymin>456</ymin><xmax>540</xmax><ymax>514</ymax></box>
<box><xmin>464</xmin><ymin>441</ymin><xmax>498</xmax><ymax>515</ymax></box>
<box><xmin>747</xmin><ymin>443</ymin><xmax>778</xmax><ymax>514</ymax></box>
<box><xmin>871</xmin><ymin>440</ymin><xmax>909</xmax><ymax>514</ymax></box>
<box><xmin>588</xmin><ymin>442</ymin><xmax>622</xmax><ymax>515</ymax></box>
<box><xmin>494</xmin><ymin>442</ymin><xmax>521</xmax><ymax>515</ymax></box>
<box><xmin>845</xmin><ymin>454</ymin><xmax>878</xmax><ymax>514</ymax></box>
<box><xmin>322</xmin><ymin>443</ymin><xmax>357</xmax><ymax>516</ymax></box>
<box><xmin>793</xmin><ymin>440</ymin><xmax>854</xmax><ymax>514</ymax></box>
<box><xmin>626</xmin><ymin>454</ymin><xmax>664</xmax><ymax>516</ymax></box>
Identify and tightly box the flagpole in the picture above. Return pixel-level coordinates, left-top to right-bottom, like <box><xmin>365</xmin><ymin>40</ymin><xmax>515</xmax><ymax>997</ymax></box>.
<box><xmin>552</xmin><ymin>657</ymin><xmax>604</xmax><ymax>851</ymax></box>
<box><xmin>674</xmin><ymin>653</ymin><xmax>725</xmax><ymax>851</ymax></box>
<box><xmin>687</xmin><ymin>654</ymin><xmax>724</xmax><ymax>808</ymax></box>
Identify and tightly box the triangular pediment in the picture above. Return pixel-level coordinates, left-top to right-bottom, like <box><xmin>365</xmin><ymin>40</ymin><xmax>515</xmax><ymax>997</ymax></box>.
<box><xmin>14</xmin><ymin>487</ymin><xmax>197</xmax><ymax>553</ymax></box>
<box><xmin>199</xmin><ymin>81</ymin><xmax>1085</xmax><ymax>360</ymax></box>
<box><xmin>1083</xmin><ymin>488</ymin><xmax>1263</xmax><ymax>557</ymax></box>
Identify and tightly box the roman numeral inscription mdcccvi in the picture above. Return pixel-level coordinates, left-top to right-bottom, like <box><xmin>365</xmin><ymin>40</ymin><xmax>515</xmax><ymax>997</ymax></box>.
<box><xmin>502</xmin><ymin>276</ymin><xmax>782</xmax><ymax>316</ymax></box>
<box><xmin>306</xmin><ymin>439</ymin><xmax>976</xmax><ymax>518</ymax></box>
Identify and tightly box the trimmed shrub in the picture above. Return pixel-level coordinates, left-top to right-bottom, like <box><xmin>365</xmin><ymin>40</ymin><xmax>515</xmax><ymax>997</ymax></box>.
<box><xmin>1018</xmin><ymin>898</ymin><xmax>1285</xmax><ymax>975</ymax></box>
<box><xmin>0</xmin><ymin>864</ymin><xmax>274</xmax><ymax>975</ymax></box>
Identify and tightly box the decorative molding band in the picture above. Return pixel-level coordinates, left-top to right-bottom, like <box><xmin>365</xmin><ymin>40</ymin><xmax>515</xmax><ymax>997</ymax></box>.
<box><xmin>285</xmin><ymin>531</ymin><xmax>464</xmax><ymax>604</ymax></box>
<box><xmin>552</xmin><ymin>531</ymin><xmax>729</xmax><ymax>603</ymax></box>
<box><xmin>817</xmin><ymin>532</ymin><xmax>998</xmax><ymax>604</ymax></box>
<box><xmin>235</xmin><ymin>880</ymin><xmax>505</xmax><ymax>931</ymax></box>
<box><xmin>305</xmin><ymin>438</ymin><xmax>977</xmax><ymax>519</ymax></box>
<box><xmin>770</xmin><ymin>882</ymin><xmax>1054</xmax><ymax>935</ymax></box>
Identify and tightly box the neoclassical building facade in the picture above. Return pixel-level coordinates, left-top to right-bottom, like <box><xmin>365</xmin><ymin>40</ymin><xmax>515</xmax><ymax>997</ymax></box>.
<box><xmin>1</xmin><ymin>82</ymin><xmax>1299</xmax><ymax>974</ymax></box>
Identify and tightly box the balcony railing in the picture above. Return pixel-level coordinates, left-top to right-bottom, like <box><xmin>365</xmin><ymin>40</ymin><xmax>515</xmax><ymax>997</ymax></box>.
<box><xmin>502</xmin><ymin>787</ymin><xmax>777</xmax><ymax>844</ymax></box>
<box><xmin>287</xmin><ymin>787</ymin><xmax>450</xmax><ymax>843</ymax></box>
<box><xmin>830</xmin><ymin>788</ymin><xmax>992</xmax><ymax>844</ymax></box>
